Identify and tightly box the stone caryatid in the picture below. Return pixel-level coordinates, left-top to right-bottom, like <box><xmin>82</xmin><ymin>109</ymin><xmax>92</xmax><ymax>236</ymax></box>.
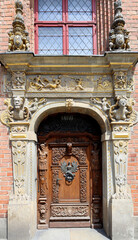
<box><xmin>8</xmin><ymin>0</ymin><xmax>30</xmax><ymax>51</ymax></box>
<box><xmin>109</xmin><ymin>0</ymin><xmax>130</xmax><ymax>51</ymax></box>
<box><xmin>110</xmin><ymin>96</ymin><xmax>132</xmax><ymax>121</ymax></box>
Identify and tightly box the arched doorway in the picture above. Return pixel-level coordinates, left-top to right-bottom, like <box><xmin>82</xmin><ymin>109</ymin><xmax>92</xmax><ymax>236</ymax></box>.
<box><xmin>37</xmin><ymin>113</ymin><xmax>102</xmax><ymax>229</ymax></box>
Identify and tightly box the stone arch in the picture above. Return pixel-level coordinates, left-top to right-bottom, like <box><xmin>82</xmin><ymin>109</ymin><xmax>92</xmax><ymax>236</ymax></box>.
<box><xmin>28</xmin><ymin>102</ymin><xmax>111</xmax><ymax>139</ymax></box>
<box><xmin>27</xmin><ymin>101</ymin><xmax>112</xmax><ymax>235</ymax></box>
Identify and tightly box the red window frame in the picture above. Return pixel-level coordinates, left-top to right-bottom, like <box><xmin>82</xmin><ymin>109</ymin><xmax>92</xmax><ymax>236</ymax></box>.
<box><xmin>34</xmin><ymin>0</ymin><xmax>97</xmax><ymax>55</ymax></box>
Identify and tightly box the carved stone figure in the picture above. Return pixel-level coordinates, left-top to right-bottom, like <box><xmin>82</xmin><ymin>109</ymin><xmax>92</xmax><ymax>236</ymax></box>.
<box><xmin>75</xmin><ymin>78</ymin><xmax>84</xmax><ymax>90</ymax></box>
<box><xmin>90</xmin><ymin>97</ymin><xmax>111</xmax><ymax>114</ymax></box>
<box><xmin>110</xmin><ymin>97</ymin><xmax>132</xmax><ymax>121</ymax></box>
<box><xmin>109</xmin><ymin>0</ymin><xmax>130</xmax><ymax>51</ymax></box>
<box><xmin>8</xmin><ymin>0</ymin><xmax>30</xmax><ymax>51</ymax></box>
<box><xmin>12</xmin><ymin>96</ymin><xmax>29</xmax><ymax>121</ymax></box>
<box><xmin>29</xmin><ymin>98</ymin><xmax>46</xmax><ymax>118</ymax></box>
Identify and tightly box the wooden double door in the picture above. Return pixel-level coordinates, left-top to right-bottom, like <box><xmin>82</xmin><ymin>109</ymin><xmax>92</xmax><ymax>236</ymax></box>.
<box><xmin>37</xmin><ymin>133</ymin><xmax>102</xmax><ymax>229</ymax></box>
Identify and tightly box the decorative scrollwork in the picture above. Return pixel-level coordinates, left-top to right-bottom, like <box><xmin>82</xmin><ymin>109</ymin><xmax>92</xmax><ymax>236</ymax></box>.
<box><xmin>51</xmin><ymin>205</ymin><xmax>89</xmax><ymax>217</ymax></box>
<box><xmin>52</xmin><ymin>170</ymin><xmax>59</xmax><ymax>203</ymax></box>
<box><xmin>80</xmin><ymin>168</ymin><xmax>87</xmax><ymax>202</ymax></box>
<box><xmin>52</xmin><ymin>148</ymin><xmax>66</xmax><ymax>165</ymax></box>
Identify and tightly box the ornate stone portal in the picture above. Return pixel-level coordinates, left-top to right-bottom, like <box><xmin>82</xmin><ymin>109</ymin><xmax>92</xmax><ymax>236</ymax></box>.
<box><xmin>0</xmin><ymin>1</ymin><xmax>138</xmax><ymax>240</ymax></box>
<box><xmin>0</xmin><ymin>52</ymin><xmax>137</xmax><ymax>240</ymax></box>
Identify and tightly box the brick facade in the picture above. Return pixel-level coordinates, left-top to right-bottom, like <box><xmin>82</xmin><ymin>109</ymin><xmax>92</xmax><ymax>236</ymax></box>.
<box><xmin>0</xmin><ymin>0</ymin><xmax>138</xmax><ymax>219</ymax></box>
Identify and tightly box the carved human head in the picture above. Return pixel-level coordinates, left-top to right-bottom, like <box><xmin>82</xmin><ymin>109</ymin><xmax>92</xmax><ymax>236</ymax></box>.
<box><xmin>118</xmin><ymin>97</ymin><xmax>127</xmax><ymax>107</ymax></box>
<box><xmin>13</xmin><ymin>96</ymin><xmax>24</xmax><ymax>109</ymax></box>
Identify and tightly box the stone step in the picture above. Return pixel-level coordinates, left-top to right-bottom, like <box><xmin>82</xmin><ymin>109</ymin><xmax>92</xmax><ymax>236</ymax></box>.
<box><xmin>32</xmin><ymin>228</ymin><xmax>110</xmax><ymax>240</ymax></box>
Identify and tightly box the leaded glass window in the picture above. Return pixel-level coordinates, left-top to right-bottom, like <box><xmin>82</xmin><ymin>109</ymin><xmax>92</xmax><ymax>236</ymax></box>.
<box><xmin>35</xmin><ymin>0</ymin><xmax>96</xmax><ymax>55</ymax></box>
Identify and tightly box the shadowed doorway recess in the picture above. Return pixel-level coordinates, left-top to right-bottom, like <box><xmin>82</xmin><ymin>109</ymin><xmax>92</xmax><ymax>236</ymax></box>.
<box><xmin>37</xmin><ymin>113</ymin><xmax>102</xmax><ymax>229</ymax></box>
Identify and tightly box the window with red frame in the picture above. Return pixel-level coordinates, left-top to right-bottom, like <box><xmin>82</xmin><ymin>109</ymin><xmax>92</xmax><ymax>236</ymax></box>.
<box><xmin>35</xmin><ymin>0</ymin><xmax>96</xmax><ymax>55</ymax></box>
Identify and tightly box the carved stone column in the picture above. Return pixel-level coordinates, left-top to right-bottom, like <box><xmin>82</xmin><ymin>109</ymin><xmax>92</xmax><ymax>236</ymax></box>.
<box><xmin>111</xmin><ymin>122</ymin><xmax>134</xmax><ymax>240</ymax></box>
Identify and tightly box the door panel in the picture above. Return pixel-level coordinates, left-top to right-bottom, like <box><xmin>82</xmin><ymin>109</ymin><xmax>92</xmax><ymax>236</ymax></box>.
<box><xmin>37</xmin><ymin>134</ymin><xmax>102</xmax><ymax>229</ymax></box>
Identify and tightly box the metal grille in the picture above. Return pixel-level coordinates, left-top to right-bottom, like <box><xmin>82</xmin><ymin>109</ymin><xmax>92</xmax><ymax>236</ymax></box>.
<box><xmin>68</xmin><ymin>0</ymin><xmax>92</xmax><ymax>21</ymax></box>
<box><xmin>38</xmin><ymin>27</ymin><xmax>63</xmax><ymax>55</ymax></box>
<box><xmin>69</xmin><ymin>27</ymin><xmax>93</xmax><ymax>55</ymax></box>
<box><xmin>38</xmin><ymin>0</ymin><xmax>62</xmax><ymax>21</ymax></box>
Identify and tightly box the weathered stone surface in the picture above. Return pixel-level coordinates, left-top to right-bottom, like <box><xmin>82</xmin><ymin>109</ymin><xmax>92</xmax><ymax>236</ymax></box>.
<box><xmin>0</xmin><ymin>218</ymin><xmax>7</xmax><ymax>239</ymax></box>
<box><xmin>8</xmin><ymin>201</ymin><xmax>36</xmax><ymax>240</ymax></box>
<box><xmin>134</xmin><ymin>216</ymin><xmax>138</xmax><ymax>240</ymax></box>
<box><xmin>111</xmin><ymin>199</ymin><xmax>134</xmax><ymax>240</ymax></box>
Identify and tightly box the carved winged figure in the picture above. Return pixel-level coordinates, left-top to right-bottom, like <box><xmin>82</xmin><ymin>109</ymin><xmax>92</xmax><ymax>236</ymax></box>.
<box><xmin>61</xmin><ymin>161</ymin><xmax>78</xmax><ymax>182</ymax></box>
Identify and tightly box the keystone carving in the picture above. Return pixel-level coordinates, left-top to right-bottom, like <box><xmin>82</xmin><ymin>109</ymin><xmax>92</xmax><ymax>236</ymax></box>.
<box><xmin>110</xmin><ymin>96</ymin><xmax>132</xmax><ymax>121</ymax></box>
<box><xmin>8</xmin><ymin>0</ymin><xmax>30</xmax><ymax>51</ymax></box>
<box><xmin>109</xmin><ymin>0</ymin><xmax>130</xmax><ymax>51</ymax></box>
<box><xmin>65</xmin><ymin>99</ymin><xmax>74</xmax><ymax>112</ymax></box>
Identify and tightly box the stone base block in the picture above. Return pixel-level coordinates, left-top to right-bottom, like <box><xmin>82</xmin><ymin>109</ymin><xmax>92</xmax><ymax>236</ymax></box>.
<box><xmin>8</xmin><ymin>200</ymin><xmax>36</xmax><ymax>240</ymax></box>
<box><xmin>0</xmin><ymin>218</ymin><xmax>7</xmax><ymax>239</ymax></box>
<box><xmin>111</xmin><ymin>199</ymin><xmax>134</xmax><ymax>240</ymax></box>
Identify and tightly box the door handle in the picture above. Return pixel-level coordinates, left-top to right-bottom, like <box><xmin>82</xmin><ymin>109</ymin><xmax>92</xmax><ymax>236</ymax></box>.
<box><xmin>56</xmin><ymin>178</ymin><xmax>62</xmax><ymax>185</ymax></box>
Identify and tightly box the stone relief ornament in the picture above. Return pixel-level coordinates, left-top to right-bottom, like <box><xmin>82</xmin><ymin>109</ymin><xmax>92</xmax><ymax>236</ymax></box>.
<box><xmin>74</xmin><ymin>77</ymin><xmax>84</xmax><ymax>90</ymax></box>
<box><xmin>28</xmin><ymin>98</ymin><xmax>47</xmax><ymax>118</ymax></box>
<box><xmin>109</xmin><ymin>0</ymin><xmax>130</xmax><ymax>51</ymax></box>
<box><xmin>113</xmin><ymin>141</ymin><xmax>131</xmax><ymax>199</ymax></box>
<box><xmin>109</xmin><ymin>96</ymin><xmax>132</xmax><ymax>121</ymax></box>
<box><xmin>0</xmin><ymin>97</ymin><xmax>29</xmax><ymax>126</ymax></box>
<box><xmin>11</xmin><ymin>126</ymin><xmax>27</xmax><ymax>133</ymax></box>
<box><xmin>11</xmin><ymin>71</ymin><xmax>26</xmax><ymax>89</ymax></box>
<box><xmin>65</xmin><ymin>99</ymin><xmax>74</xmax><ymax>112</ymax></box>
<box><xmin>12</xmin><ymin>141</ymin><xmax>27</xmax><ymax>195</ymax></box>
<box><xmin>113</xmin><ymin>71</ymin><xmax>127</xmax><ymax>89</ymax></box>
<box><xmin>29</xmin><ymin>75</ymin><xmax>61</xmax><ymax>91</ymax></box>
<box><xmin>8</xmin><ymin>0</ymin><xmax>30</xmax><ymax>52</ymax></box>
<box><xmin>96</xmin><ymin>76</ymin><xmax>112</xmax><ymax>91</ymax></box>
<box><xmin>90</xmin><ymin>97</ymin><xmax>111</xmax><ymax>115</ymax></box>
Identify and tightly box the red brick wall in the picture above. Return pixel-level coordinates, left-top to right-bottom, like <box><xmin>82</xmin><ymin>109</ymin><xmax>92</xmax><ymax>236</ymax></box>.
<box><xmin>0</xmin><ymin>0</ymin><xmax>138</xmax><ymax>218</ymax></box>
<box><xmin>0</xmin><ymin>0</ymin><xmax>34</xmax><ymax>53</ymax></box>
<box><xmin>122</xmin><ymin>0</ymin><xmax>138</xmax><ymax>216</ymax></box>
<box><xmin>0</xmin><ymin>67</ymin><xmax>12</xmax><ymax>218</ymax></box>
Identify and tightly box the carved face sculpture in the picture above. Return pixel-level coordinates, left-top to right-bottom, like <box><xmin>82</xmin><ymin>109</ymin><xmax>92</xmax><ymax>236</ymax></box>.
<box><xmin>13</xmin><ymin>96</ymin><xmax>23</xmax><ymax>110</ymax></box>
<box><xmin>118</xmin><ymin>98</ymin><xmax>127</xmax><ymax>107</ymax></box>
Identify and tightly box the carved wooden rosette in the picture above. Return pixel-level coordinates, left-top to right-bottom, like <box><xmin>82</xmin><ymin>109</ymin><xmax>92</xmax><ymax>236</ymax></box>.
<box><xmin>38</xmin><ymin>144</ymin><xmax>48</xmax><ymax>225</ymax></box>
